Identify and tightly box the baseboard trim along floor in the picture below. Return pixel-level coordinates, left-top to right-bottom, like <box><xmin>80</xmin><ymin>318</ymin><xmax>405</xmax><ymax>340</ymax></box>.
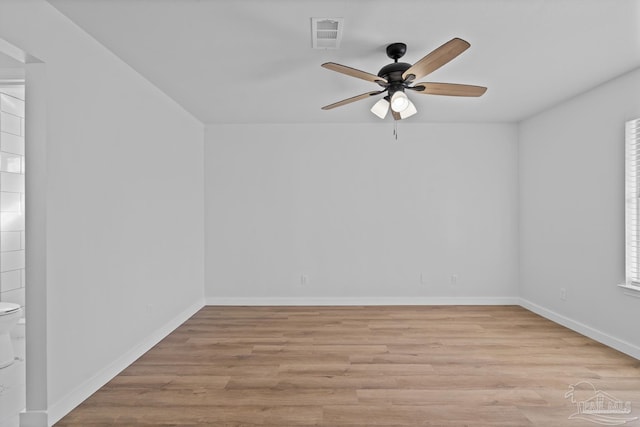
<box><xmin>54</xmin><ymin>305</ymin><xmax>640</xmax><ymax>426</ymax></box>
<box><xmin>519</xmin><ymin>298</ymin><xmax>640</xmax><ymax>360</ymax></box>
<box><xmin>205</xmin><ymin>296</ymin><xmax>521</xmax><ymax>306</ymax></box>
<box><xmin>44</xmin><ymin>297</ymin><xmax>639</xmax><ymax>426</ymax></box>
<box><xmin>46</xmin><ymin>299</ymin><xmax>205</xmax><ymax>426</ymax></box>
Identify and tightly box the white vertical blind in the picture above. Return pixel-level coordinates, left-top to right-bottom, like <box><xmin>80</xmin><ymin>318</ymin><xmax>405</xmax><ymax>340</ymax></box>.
<box><xmin>626</xmin><ymin>118</ymin><xmax>640</xmax><ymax>285</ymax></box>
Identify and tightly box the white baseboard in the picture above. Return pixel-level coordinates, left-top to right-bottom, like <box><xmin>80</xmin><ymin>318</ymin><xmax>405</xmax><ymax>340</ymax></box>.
<box><xmin>45</xmin><ymin>299</ymin><xmax>205</xmax><ymax>427</ymax></box>
<box><xmin>39</xmin><ymin>295</ymin><xmax>639</xmax><ymax>427</ymax></box>
<box><xmin>519</xmin><ymin>298</ymin><xmax>640</xmax><ymax>361</ymax></box>
<box><xmin>208</xmin><ymin>296</ymin><xmax>640</xmax><ymax>361</ymax></box>
<box><xmin>205</xmin><ymin>296</ymin><xmax>521</xmax><ymax>306</ymax></box>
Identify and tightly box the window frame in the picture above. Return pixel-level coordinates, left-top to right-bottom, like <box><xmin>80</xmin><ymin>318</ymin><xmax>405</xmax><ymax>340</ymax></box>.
<box><xmin>622</xmin><ymin>118</ymin><xmax>640</xmax><ymax>296</ymax></box>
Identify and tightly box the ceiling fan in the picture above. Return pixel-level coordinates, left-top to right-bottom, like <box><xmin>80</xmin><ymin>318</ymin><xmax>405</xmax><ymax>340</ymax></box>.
<box><xmin>321</xmin><ymin>38</ymin><xmax>487</xmax><ymax>120</ymax></box>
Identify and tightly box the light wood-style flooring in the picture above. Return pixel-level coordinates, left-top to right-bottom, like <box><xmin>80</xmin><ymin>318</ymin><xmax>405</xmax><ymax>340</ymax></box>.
<box><xmin>56</xmin><ymin>306</ymin><xmax>640</xmax><ymax>426</ymax></box>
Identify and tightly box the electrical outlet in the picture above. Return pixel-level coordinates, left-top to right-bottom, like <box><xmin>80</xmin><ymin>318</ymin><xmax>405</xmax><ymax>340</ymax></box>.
<box><xmin>450</xmin><ymin>274</ymin><xmax>458</xmax><ymax>285</ymax></box>
<box><xmin>560</xmin><ymin>288</ymin><xmax>567</xmax><ymax>301</ymax></box>
<box><xmin>420</xmin><ymin>273</ymin><xmax>428</xmax><ymax>284</ymax></box>
<box><xmin>300</xmin><ymin>274</ymin><xmax>309</xmax><ymax>285</ymax></box>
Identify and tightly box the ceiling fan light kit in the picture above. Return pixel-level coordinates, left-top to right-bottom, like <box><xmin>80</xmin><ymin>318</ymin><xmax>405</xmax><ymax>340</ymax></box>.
<box><xmin>370</xmin><ymin>98</ymin><xmax>390</xmax><ymax>119</ymax></box>
<box><xmin>399</xmin><ymin>100</ymin><xmax>417</xmax><ymax>119</ymax></box>
<box><xmin>321</xmin><ymin>38</ymin><xmax>487</xmax><ymax>121</ymax></box>
<box><xmin>390</xmin><ymin>91</ymin><xmax>410</xmax><ymax>112</ymax></box>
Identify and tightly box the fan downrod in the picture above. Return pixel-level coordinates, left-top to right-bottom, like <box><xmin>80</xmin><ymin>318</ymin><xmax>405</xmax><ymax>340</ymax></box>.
<box><xmin>386</xmin><ymin>43</ymin><xmax>407</xmax><ymax>62</ymax></box>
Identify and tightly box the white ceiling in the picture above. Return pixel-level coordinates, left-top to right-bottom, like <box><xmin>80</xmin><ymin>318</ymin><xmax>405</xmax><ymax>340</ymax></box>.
<box><xmin>48</xmin><ymin>0</ymin><xmax>640</xmax><ymax>124</ymax></box>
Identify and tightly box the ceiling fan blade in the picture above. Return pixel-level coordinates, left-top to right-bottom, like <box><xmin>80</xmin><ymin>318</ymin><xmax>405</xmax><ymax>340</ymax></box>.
<box><xmin>321</xmin><ymin>91</ymin><xmax>384</xmax><ymax>110</ymax></box>
<box><xmin>402</xmin><ymin>38</ymin><xmax>470</xmax><ymax>82</ymax></box>
<box><xmin>411</xmin><ymin>82</ymin><xmax>487</xmax><ymax>97</ymax></box>
<box><xmin>322</xmin><ymin>62</ymin><xmax>388</xmax><ymax>85</ymax></box>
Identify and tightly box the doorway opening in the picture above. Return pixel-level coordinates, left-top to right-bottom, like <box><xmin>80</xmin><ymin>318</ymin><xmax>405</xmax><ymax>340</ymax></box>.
<box><xmin>0</xmin><ymin>77</ymin><xmax>26</xmax><ymax>426</ymax></box>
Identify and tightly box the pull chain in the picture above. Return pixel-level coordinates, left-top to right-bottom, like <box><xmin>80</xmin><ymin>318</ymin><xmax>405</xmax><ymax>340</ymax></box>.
<box><xmin>393</xmin><ymin>120</ymin><xmax>398</xmax><ymax>140</ymax></box>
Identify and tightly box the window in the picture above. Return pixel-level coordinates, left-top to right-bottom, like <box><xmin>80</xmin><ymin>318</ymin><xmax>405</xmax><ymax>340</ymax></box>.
<box><xmin>624</xmin><ymin>118</ymin><xmax>640</xmax><ymax>291</ymax></box>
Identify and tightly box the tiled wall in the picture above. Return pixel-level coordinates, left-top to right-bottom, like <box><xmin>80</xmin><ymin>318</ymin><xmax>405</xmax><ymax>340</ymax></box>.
<box><xmin>0</xmin><ymin>88</ymin><xmax>25</xmax><ymax>313</ymax></box>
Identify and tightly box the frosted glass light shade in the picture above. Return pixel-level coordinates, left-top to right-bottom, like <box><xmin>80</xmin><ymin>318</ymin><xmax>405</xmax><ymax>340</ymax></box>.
<box><xmin>399</xmin><ymin>100</ymin><xmax>417</xmax><ymax>119</ymax></box>
<box><xmin>370</xmin><ymin>98</ymin><xmax>389</xmax><ymax>119</ymax></box>
<box><xmin>390</xmin><ymin>91</ymin><xmax>409</xmax><ymax>112</ymax></box>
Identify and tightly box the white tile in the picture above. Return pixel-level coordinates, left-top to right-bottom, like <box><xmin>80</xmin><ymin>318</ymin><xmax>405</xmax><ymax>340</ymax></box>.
<box><xmin>0</xmin><ymin>153</ymin><xmax>21</xmax><ymax>174</ymax></box>
<box><xmin>0</xmin><ymin>94</ymin><xmax>24</xmax><ymax>118</ymax></box>
<box><xmin>0</xmin><ymin>133</ymin><xmax>24</xmax><ymax>156</ymax></box>
<box><xmin>0</xmin><ymin>87</ymin><xmax>25</xmax><ymax>101</ymax></box>
<box><xmin>0</xmin><ymin>193</ymin><xmax>20</xmax><ymax>213</ymax></box>
<box><xmin>0</xmin><ymin>286</ymin><xmax>24</xmax><ymax>306</ymax></box>
<box><xmin>19</xmin><ymin>231</ymin><xmax>24</xmax><ymax>250</ymax></box>
<box><xmin>0</xmin><ymin>112</ymin><xmax>21</xmax><ymax>136</ymax></box>
<box><xmin>20</xmin><ymin>269</ymin><xmax>24</xmax><ymax>288</ymax></box>
<box><xmin>0</xmin><ymin>270</ymin><xmax>20</xmax><ymax>293</ymax></box>
<box><xmin>0</xmin><ymin>173</ymin><xmax>23</xmax><ymax>193</ymax></box>
<box><xmin>1</xmin><ymin>251</ymin><xmax>24</xmax><ymax>273</ymax></box>
<box><xmin>0</xmin><ymin>212</ymin><xmax>23</xmax><ymax>232</ymax></box>
<box><xmin>0</xmin><ymin>232</ymin><xmax>20</xmax><ymax>252</ymax></box>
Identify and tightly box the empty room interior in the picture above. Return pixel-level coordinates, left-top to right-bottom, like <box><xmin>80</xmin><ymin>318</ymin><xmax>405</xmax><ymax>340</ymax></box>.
<box><xmin>0</xmin><ymin>0</ymin><xmax>639</xmax><ymax>426</ymax></box>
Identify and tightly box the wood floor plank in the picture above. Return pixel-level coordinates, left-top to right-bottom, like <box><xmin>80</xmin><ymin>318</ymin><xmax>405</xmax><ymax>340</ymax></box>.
<box><xmin>55</xmin><ymin>305</ymin><xmax>640</xmax><ymax>426</ymax></box>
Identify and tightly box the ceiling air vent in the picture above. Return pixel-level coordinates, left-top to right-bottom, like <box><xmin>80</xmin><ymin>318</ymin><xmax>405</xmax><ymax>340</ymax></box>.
<box><xmin>311</xmin><ymin>18</ymin><xmax>344</xmax><ymax>49</ymax></box>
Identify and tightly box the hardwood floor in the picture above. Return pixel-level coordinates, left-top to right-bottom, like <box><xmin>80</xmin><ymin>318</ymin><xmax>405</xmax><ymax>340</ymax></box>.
<box><xmin>55</xmin><ymin>306</ymin><xmax>640</xmax><ymax>426</ymax></box>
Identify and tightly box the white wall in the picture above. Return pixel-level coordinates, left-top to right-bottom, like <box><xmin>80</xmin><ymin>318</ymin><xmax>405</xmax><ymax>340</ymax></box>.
<box><xmin>0</xmin><ymin>1</ymin><xmax>205</xmax><ymax>424</ymax></box>
<box><xmin>519</xmin><ymin>67</ymin><xmax>640</xmax><ymax>356</ymax></box>
<box><xmin>205</xmin><ymin>123</ymin><xmax>518</xmax><ymax>303</ymax></box>
<box><xmin>0</xmin><ymin>0</ymin><xmax>634</xmax><ymax>423</ymax></box>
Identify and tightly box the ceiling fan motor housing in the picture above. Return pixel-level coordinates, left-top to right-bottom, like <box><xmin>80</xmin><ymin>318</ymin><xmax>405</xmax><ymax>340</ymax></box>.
<box><xmin>377</xmin><ymin>62</ymin><xmax>412</xmax><ymax>93</ymax></box>
<box><xmin>379</xmin><ymin>42</ymin><xmax>412</xmax><ymax>94</ymax></box>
